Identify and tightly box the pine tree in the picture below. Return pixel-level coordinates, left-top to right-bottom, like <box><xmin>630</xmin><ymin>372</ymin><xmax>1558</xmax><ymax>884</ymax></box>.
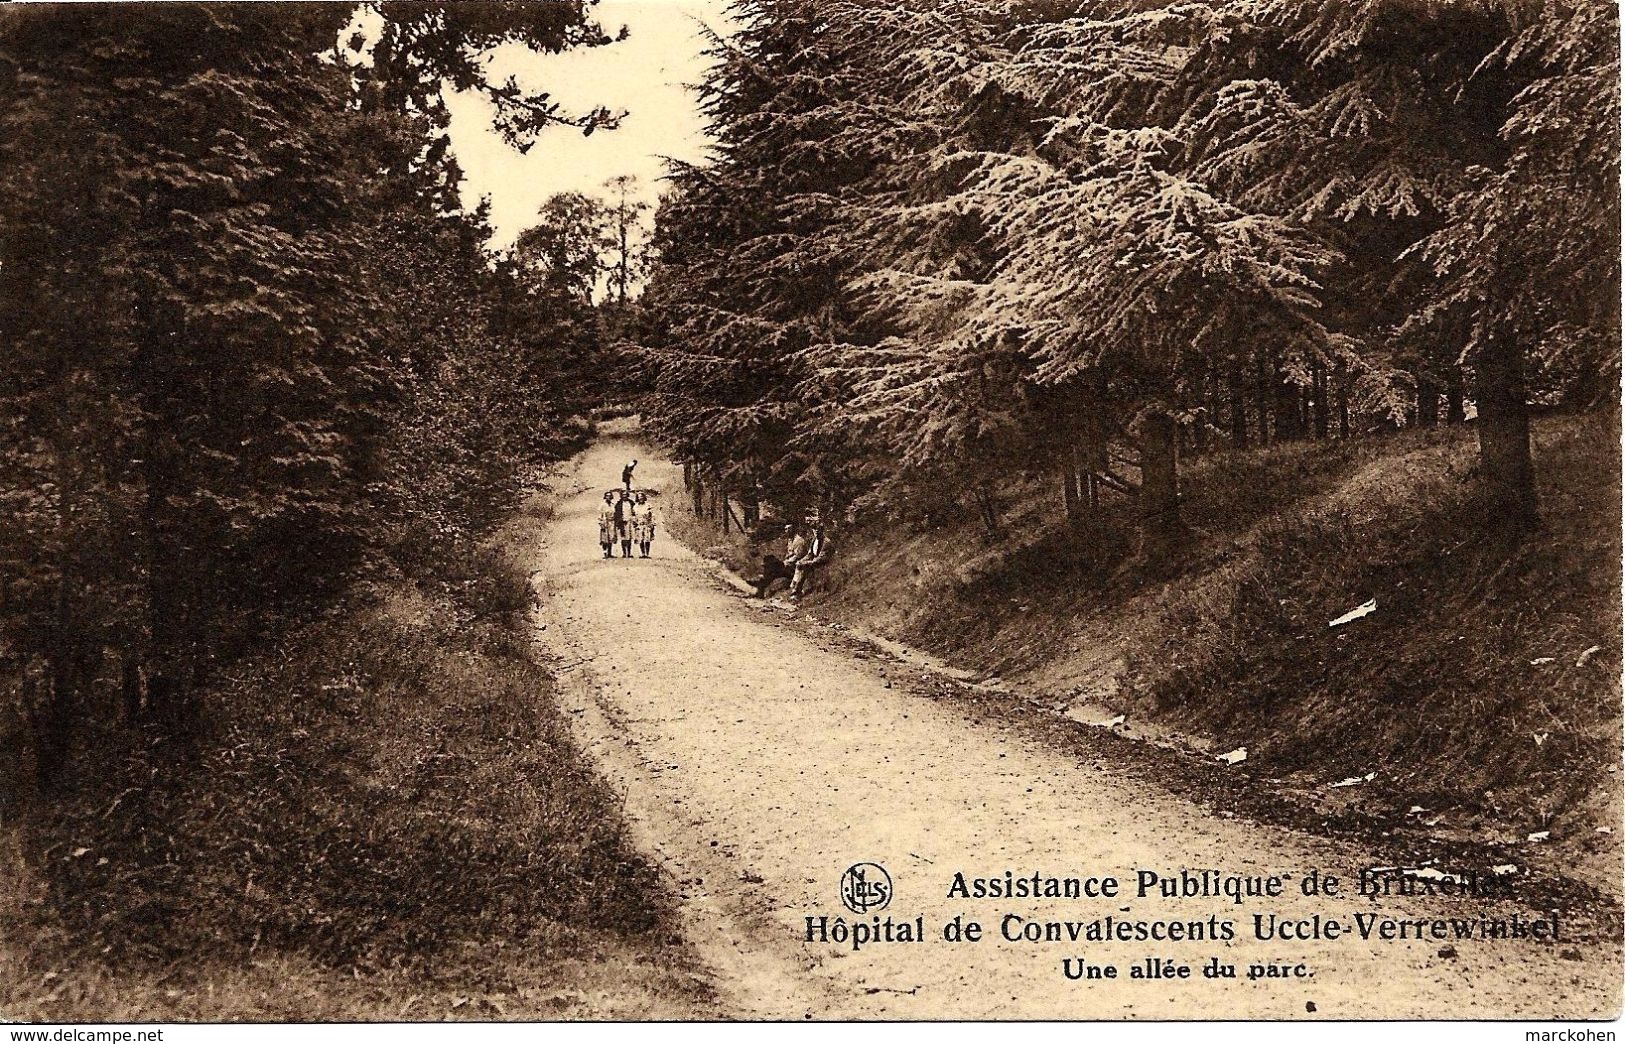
<box><xmin>0</xmin><ymin>1</ymin><xmax>618</xmax><ymax>780</ymax></box>
<box><xmin>805</xmin><ymin>1</ymin><xmax>1345</xmax><ymax>552</ymax></box>
<box><xmin>639</xmin><ymin>0</ymin><xmax>1617</xmax><ymax>554</ymax></box>
<box><xmin>1403</xmin><ymin>0</ymin><xmax>1618</xmax><ymax>529</ymax></box>
<box><xmin>602</xmin><ymin>174</ymin><xmax>650</xmax><ymax>309</ymax></box>
<box><xmin>640</xmin><ymin>0</ymin><xmax>880</xmax><ymax>515</ymax></box>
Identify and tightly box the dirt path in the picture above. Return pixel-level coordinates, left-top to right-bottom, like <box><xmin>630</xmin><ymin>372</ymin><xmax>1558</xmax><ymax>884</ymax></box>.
<box><xmin>522</xmin><ymin>429</ymin><xmax>1620</xmax><ymax>1020</ymax></box>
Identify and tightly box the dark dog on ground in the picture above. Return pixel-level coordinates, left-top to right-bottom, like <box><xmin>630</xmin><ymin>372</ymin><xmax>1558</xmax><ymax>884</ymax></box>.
<box><xmin>752</xmin><ymin>554</ymin><xmax>790</xmax><ymax>598</ymax></box>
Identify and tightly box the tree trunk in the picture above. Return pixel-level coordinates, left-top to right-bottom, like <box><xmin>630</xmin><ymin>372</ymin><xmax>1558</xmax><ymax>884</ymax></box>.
<box><xmin>141</xmin><ymin>450</ymin><xmax>197</xmax><ymax>740</ymax></box>
<box><xmin>617</xmin><ymin>223</ymin><xmax>629</xmax><ymax>307</ymax></box>
<box><xmin>1274</xmin><ymin>360</ymin><xmax>1305</xmax><ymax>442</ymax></box>
<box><xmin>1255</xmin><ymin>352</ymin><xmax>1273</xmax><ymax>444</ymax></box>
<box><xmin>1086</xmin><ymin>436</ymin><xmax>1106</xmax><ymax>510</ymax></box>
<box><xmin>1194</xmin><ymin>381</ymin><xmax>1213</xmax><ymax>456</ymax></box>
<box><xmin>1228</xmin><ymin>366</ymin><xmax>1249</xmax><ymax>448</ymax></box>
<box><xmin>29</xmin><ymin>660</ymin><xmax>73</xmax><ymax>791</ymax></box>
<box><xmin>1417</xmin><ymin>375</ymin><xmax>1440</xmax><ymax>428</ymax></box>
<box><xmin>1138</xmin><ymin>412</ymin><xmax>1183</xmax><ymax>563</ymax></box>
<box><xmin>37</xmin><ymin>462</ymin><xmax>82</xmax><ymax>787</ymax></box>
<box><xmin>1068</xmin><ymin>444</ymin><xmax>1091</xmax><ymax>522</ymax></box>
<box><xmin>1062</xmin><ymin>461</ymin><xmax>1080</xmax><ymax>523</ymax></box>
<box><xmin>1446</xmin><ymin>371</ymin><xmax>1466</xmax><ymax>424</ymax></box>
<box><xmin>1336</xmin><ymin>363</ymin><xmax>1351</xmax><ymax>439</ymax></box>
<box><xmin>40</xmin><ymin>565</ymin><xmax>74</xmax><ymax>787</ymax></box>
<box><xmin>974</xmin><ymin>483</ymin><xmax>999</xmax><ymax>536</ymax></box>
<box><xmin>121</xmin><ymin>653</ymin><xmax>144</xmax><ymax>722</ymax></box>
<box><xmin>1311</xmin><ymin>361</ymin><xmax>1330</xmax><ymax>439</ymax></box>
<box><xmin>1475</xmin><ymin>336</ymin><xmax>1538</xmax><ymax>531</ymax></box>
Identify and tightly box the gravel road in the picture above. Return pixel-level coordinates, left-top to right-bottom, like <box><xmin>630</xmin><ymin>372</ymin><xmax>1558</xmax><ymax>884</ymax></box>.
<box><xmin>522</xmin><ymin>430</ymin><xmax>1621</xmax><ymax>1020</ymax></box>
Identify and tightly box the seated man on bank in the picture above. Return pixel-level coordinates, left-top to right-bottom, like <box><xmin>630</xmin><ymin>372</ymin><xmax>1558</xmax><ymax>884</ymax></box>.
<box><xmin>753</xmin><ymin>522</ymin><xmax>804</xmax><ymax>598</ymax></box>
<box><xmin>789</xmin><ymin>520</ymin><xmax>834</xmax><ymax>600</ymax></box>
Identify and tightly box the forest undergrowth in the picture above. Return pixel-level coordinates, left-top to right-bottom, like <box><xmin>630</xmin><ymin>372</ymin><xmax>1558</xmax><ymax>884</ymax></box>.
<box><xmin>0</xmin><ymin>536</ymin><xmax>707</xmax><ymax>1022</ymax></box>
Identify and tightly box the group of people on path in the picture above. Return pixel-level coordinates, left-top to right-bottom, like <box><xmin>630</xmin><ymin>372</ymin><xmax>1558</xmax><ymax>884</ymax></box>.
<box><xmin>598</xmin><ymin>458</ymin><xmax>656</xmax><ymax>559</ymax></box>
<box><xmin>593</xmin><ymin>457</ymin><xmax>834</xmax><ymax>599</ymax></box>
<box><xmin>752</xmin><ymin>518</ymin><xmax>834</xmax><ymax>601</ymax></box>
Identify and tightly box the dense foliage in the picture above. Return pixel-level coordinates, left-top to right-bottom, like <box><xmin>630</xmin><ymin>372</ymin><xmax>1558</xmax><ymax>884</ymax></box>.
<box><xmin>640</xmin><ymin>0</ymin><xmax>1619</xmax><ymax>547</ymax></box>
<box><xmin>0</xmin><ymin>3</ymin><xmax>611</xmax><ymax>785</ymax></box>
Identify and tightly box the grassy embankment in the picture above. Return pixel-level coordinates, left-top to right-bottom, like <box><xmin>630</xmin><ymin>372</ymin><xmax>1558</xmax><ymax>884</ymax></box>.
<box><xmin>662</xmin><ymin>412</ymin><xmax>1622</xmax><ymax>873</ymax></box>
<box><xmin>0</xmin><ymin>509</ymin><xmax>707</xmax><ymax>1021</ymax></box>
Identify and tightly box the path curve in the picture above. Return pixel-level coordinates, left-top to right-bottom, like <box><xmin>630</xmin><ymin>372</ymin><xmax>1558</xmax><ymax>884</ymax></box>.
<box><xmin>522</xmin><ymin>428</ymin><xmax>1620</xmax><ymax>1020</ymax></box>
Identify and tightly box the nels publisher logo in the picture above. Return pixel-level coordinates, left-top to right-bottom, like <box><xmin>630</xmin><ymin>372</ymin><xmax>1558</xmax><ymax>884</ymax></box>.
<box><xmin>839</xmin><ymin>862</ymin><xmax>892</xmax><ymax>914</ymax></box>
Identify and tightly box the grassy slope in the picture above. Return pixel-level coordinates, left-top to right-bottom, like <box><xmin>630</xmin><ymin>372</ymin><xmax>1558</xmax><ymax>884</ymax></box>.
<box><xmin>672</xmin><ymin>412</ymin><xmax>1621</xmax><ymax>871</ymax></box>
<box><xmin>0</xmin><ymin>518</ymin><xmax>708</xmax><ymax>1021</ymax></box>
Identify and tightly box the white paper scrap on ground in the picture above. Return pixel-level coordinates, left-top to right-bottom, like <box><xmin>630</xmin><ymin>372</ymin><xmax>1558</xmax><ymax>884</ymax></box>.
<box><xmin>1405</xmin><ymin>867</ymin><xmax>1467</xmax><ymax>886</ymax></box>
<box><xmin>1064</xmin><ymin>703</ymin><xmax>1126</xmax><ymax>729</ymax></box>
<box><xmin>1218</xmin><ymin>747</ymin><xmax>1247</xmax><ymax>765</ymax></box>
<box><xmin>1329</xmin><ymin>599</ymin><xmax>1378</xmax><ymax>627</ymax></box>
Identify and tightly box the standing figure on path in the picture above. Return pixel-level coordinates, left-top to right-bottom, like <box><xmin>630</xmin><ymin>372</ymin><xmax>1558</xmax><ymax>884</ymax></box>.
<box><xmin>790</xmin><ymin>521</ymin><xmax>835</xmax><ymax>600</ymax></box>
<box><xmin>597</xmin><ymin>491</ymin><xmax>616</xmax><ymax>559</ymax></box>
<box><xmin>621</xmin><ymin>459</ymin><xmax>638</xmax><ymax>491</ymax></box>
<box><xmin>634</xmin><ymin>492</ymin><xmax>656</xmax><ymax>558</ymax></box>
<box><xmin>614</xmin><ymin>490</ymin><xmax>637</xmax><ymax>558</ymax></box>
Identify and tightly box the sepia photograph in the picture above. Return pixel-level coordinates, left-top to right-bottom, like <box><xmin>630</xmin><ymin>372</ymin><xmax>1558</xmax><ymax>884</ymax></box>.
<box><xmin>0</xmin><ymin>0</ymin><xmax>1620</xmax><ymax>1030</ymax></box>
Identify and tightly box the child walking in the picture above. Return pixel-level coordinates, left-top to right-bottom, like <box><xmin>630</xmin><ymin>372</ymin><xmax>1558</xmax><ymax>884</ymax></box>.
<box><xmin>597</xmin><ymin>491</ymin><xmax>616</xmax><ymax>559</ymax></box>
<box><xmin>614</xmin><ymin>491</ymin><xmax>636</xmax><ymax>558</ymax></box>
<box><xmin>634</xmin><ymin>492</ymin><xmax>656</xmax><ymax>557</ymax></box>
